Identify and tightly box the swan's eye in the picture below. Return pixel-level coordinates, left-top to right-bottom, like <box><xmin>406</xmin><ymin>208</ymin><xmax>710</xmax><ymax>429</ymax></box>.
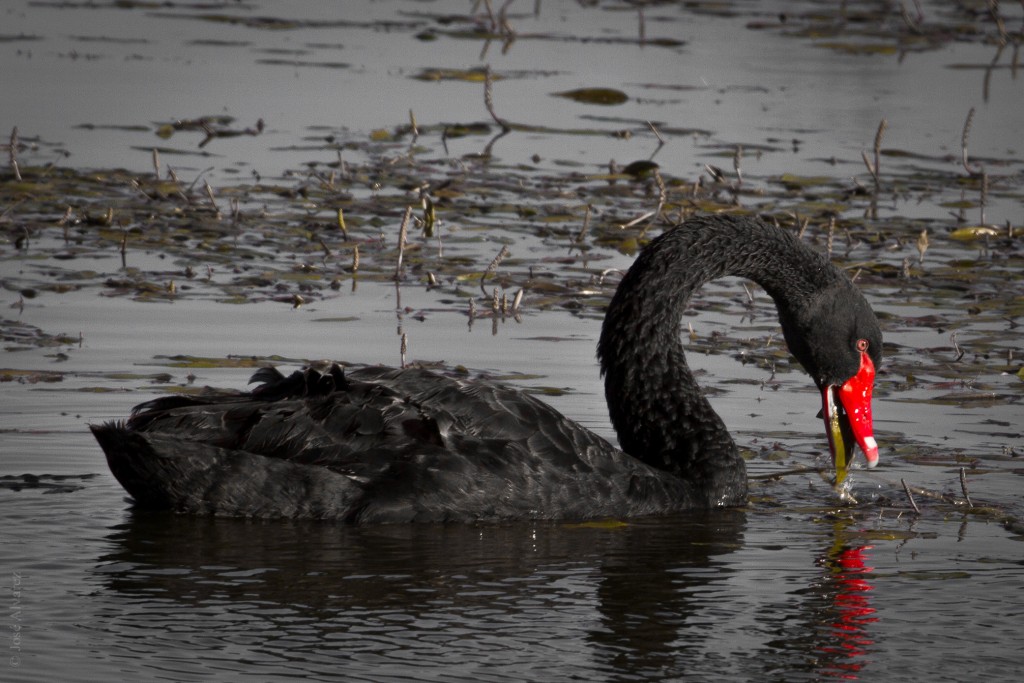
<box><xmin>856</xmin><ymin>338</ymin><xmax>869</xmax><ymax>352</ymax></box>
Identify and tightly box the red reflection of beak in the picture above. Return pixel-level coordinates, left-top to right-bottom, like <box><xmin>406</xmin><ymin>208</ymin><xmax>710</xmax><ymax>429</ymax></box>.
<box><xmin>823</xmin><ymin>351</ymin><xmax>878</xmax><ymax>483</ymax></box>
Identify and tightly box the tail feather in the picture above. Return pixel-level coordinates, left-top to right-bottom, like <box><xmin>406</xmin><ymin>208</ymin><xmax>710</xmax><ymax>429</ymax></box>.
<box><xmin>89</xmin><ymin>422</ymin><xmax>364</xmax><ymax>519</ymax></box>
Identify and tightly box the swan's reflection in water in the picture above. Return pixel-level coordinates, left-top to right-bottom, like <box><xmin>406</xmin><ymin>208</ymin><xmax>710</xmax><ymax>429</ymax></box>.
<box><xmin>93</xmin><ymin>508</ymin><xmax>884</xmax><ymax>681</ymax></box>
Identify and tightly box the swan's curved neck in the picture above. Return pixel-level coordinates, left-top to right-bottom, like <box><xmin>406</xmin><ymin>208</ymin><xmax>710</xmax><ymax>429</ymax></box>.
<box><xmin>597</xmin><ymin>216</ymin><xmax>841</xmax><ymax>503</ymax></box>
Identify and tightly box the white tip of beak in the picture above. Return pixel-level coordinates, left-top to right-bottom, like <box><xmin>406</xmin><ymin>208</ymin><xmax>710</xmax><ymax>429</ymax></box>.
<box><xmin>862</xmin><ymin>436</ymin><xmax>879</xmax><ymax>468</ymax></box>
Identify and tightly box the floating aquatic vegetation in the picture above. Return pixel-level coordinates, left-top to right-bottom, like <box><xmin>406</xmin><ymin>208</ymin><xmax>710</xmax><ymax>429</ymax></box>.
<box><xmin>552</xmin><ymin>88</ymin><xmax>629</xmax><ymax>106</ymax></box>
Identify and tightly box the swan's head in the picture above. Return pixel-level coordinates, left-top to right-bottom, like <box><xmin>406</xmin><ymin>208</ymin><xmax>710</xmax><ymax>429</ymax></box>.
<box><xmin>779</xmin><ymin>280</ymin><xmax>882</xmax><ymax>484</ymax></box>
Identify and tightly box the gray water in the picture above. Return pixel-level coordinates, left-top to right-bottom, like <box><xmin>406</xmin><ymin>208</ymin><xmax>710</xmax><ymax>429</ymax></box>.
<box><xmin>2</xmin><ymin>1</ymin><xmax>1023</xmax><ymax>681</ymax></box>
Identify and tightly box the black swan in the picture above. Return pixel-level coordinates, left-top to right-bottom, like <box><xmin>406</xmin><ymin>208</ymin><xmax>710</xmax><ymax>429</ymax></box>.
<box><xmin>91</xmin><ymin>215</ymin><xmax>881</xmax><ymax>522</ymax></box>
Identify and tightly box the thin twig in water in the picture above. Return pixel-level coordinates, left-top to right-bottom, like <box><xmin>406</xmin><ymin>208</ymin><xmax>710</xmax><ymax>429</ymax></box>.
<box><xmin>619</xmin><ymin>211</ymin><xmax>656</xmax><ymax>230</ymax></box>
<box><xmin>400</xmin><ymin>333</ymin><xmax>408</xmax><ymax>369</ymax></box>
<box><xmin>58</xmin><ymin>206</ymin><xmax>73</xmax><ymax>244</ymax></box>
<box><xmin>704</xmin><ymin>164</ymin><xmax>725</xmax><ymax>183</ymax></box>
<box><xmin>477</xmin><ymin>0</ymin><xmax>496</xmax><ymax>32</ymax></box>
<box><xmin>961</xmin><ymin>107</ymin><xmax>977</xmax><ymax>175</ymax></box>
<box><xmin>862</xmin><ymin>120</ymin><xmax>886</xmax><ymax>189</ymax></box>
<box><xmin>873</xmin><ymin>118</ymin><xmax>887</xmax><ymax>189</ymax></box>
<box><xmin>571</xmin><ymin>205</ymin><xmax>592</xmax><ymax>253</ymax></box>
<box><xmin>421</xmin><ymin>195</ymin><xmax>436</xmax><ymax>239</ymax></box>
<box><xmin>988</xmin><ymin>0</ymin><xmax>1008</xmax><ymax>44</ymax></box>
<box><xmin>916</xmin><ymin>228</ymin><xmax>929</xmax><ymax>264</ymax></box>
<box><xmin>8</xmin><ymin>127</ymin><xmax>21</xmax><ymax>181</ymax></box>
<box><xmin>481</xmin><ymin>244</ymin><xmax>510</xmax><ymax>295</ymax></box>
<box><xmin>395</xmin><ymin>205</ymin><xmax>412</xmax><ymax>280</ymax></box>
<box><xmin>860</xmin><ymin>151</ymin><xmax>877</xmax><ymax>186</ymax></box>
<box><xmin>901</xmin><ymin>478</ymin><xmax>921</xmax><ymax>514</ymax></box>
<box><xmin>497</xmin><ymin>0</ymin><xmax>516</xmax><ymax>41</ymax></box>
<box><xmin>484</xmin><ymin>65</ymin><xmax>510</xmax><ymax>133</ymax></box>
<box><xmin>797</xmin><ymin>215</ymin><xmax>810</xmax><ymax>239</ymax></box>
<box><xmin>648</xmin><ymin>121</ymin><xmax>665</xmax><ymax>145</ymax></box>
<box><xmin>979</xmin><ymin>171</ymin><xmax>989</xmax><ymax>226</ymax></box>
<box><xmin>166</xmin><ymin>168</ymin><xmax>189</xmax><ymax>203</ymax></box>
<box><xmin>204</xmin><ymin>181</ymin><xmax>221</xmax><ymax>220</ymax></box>
<box><xmin>741</xmin><ymin>282</ymin><xmax>755</xmax><ymax>305</ymax></box>
<box><xmin>637</xmin><ymin>169</ymin><xmax>667</xmax><ymax>238</ymax></box>
<box><xmin>408</xmin><ymin>109</ymin><xmax>419</xmax><ymax>141</ymax></box>
<box><xmin>959</xmin><ymin>467</ymin><xmax>974</xmax><ymax>508</ymax></box>
<box><xmin>337</xmin><ymin>208</ymin><xmax>348</xmax><ymax>241</ymax></box>
<box><xmin>129</xmin><ymin>178</ymin><xmax>155</xmax><ymax>201</ymax></box>
<box><xmin>733</xmin><ymin>145</ymin><xmax>743</xmax><ymax>190</ymax></box>
<box><xmin>951</xmin><ymin>331</ymin><xmax>965</xmax><ymax>362</ymax></box>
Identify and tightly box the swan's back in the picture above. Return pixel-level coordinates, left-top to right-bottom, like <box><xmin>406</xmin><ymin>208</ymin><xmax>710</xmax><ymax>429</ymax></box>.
<box><xmin>92</xmin><ymin>364</ymin><xmax>700</xmax><ymax>522</ymax></box>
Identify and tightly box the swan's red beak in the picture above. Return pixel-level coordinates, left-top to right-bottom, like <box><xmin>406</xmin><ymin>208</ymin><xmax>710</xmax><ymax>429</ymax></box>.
<box><xmin>822</xmin><ymin>350</ymin><xmax>878</xmax><ymax>485</ymax></box>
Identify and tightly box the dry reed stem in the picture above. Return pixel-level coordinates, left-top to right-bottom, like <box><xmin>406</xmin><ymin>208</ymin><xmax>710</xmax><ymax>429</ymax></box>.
<box><xmin>203</xmin><ymin>181</ymin><xmax>221</xmax><ymax>220</ymax></box>
<box><xmin>959</xmin><ymin>467</ymin><xmax>974</xmax><ymax>508</ymax></box>
<box><xmin>484</xmin><ymin>65</ymin><xmax>510</xmax><ymax>132</ymax></box>
<box><xmin>980</xmin><ymin>171</ymin><xmax>989</xmax><ymax>225</ymax></box>
<box><xmin>988</xmin><ymin>0</ymin><xmax>1008</xmax><ymax>44</ymax></box>
<box><xmin>59</xmin><ymin>207</ymin><xmax>73</xmax><ymax>244</ymax></box>
<box><xmin>421</xmin><ymin>196</ymin><xmax>436</xmax><ymax>238</ymax></box>
<box><xmin>901</xmin><ymin>478</ymin><xmax>921</xmax><ymax>514</ymax></box>
<box><xmin>498</xmin><ymin>0</ymin><xmax>515</xmax><ymax>39</ymax></box>
<box><xmin>795</xmin><ymin>213</ymin><xmax>810</xmax><ymax>239</ymax></box>
<box><xmin>647</xmin><ymin>121</ymin><xmax>665</xmax><ymax>145</ymax></box>
<box><xmin>395</xmin><ymin>206</ymin><xmax>412</xmax><ymax>280</ymax></box>
<box><xmin>572</xmin><ymin>204</ymin><xmax>592</xmax><ymax>252</ymax></box>
<box><xmin>733</xmin><ymin>145</ymin><xmax>743</xmax><ymax>189</ymax></box>
<box><xmin>961</xmin><ymin>107</ymin><xmax>977</xmax><ymax>174</ymax></box>
<box><xmin>860</xmin><ymin>151</ymin><xmax>876</xmax><ymax>184</ymax></box>
<box><xmin>481</xmin><ymin>244</ymin><xmax>510</xmax><ymax>294</ymax></box>
<box><xmin>476</xmin><ymin>0</ymin><xmax>495</xmax><ymax>31</ymax></box>
<box><xmin>637</xmin><ymin>170</ymin><xmax>667</xmax><ymax>238</ymax></box>
<box><xmin>9</xmin><ymin>127</ymin><xmax>21</xmax><ymax>181</ymax></box>
<box><xmin>337</xmin><ymin>208</ymin><xmax>348</xmax><ymax>241</ymax></box>
<box><xmin>871</xmin><ymin>118</ymin><xmax>887</xmax><ymax>190</ymax></box>
<box><xmin>951</xmin><ymin>331</ymin><xmax>965</xmax><ymax>362</ymax></box>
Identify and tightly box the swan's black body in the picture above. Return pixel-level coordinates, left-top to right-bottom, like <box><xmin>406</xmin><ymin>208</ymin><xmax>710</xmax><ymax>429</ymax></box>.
<box><xmin>92</xmin><ymin>215</ymin><xmax>882</xmax><ymax>522</ymax></box>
